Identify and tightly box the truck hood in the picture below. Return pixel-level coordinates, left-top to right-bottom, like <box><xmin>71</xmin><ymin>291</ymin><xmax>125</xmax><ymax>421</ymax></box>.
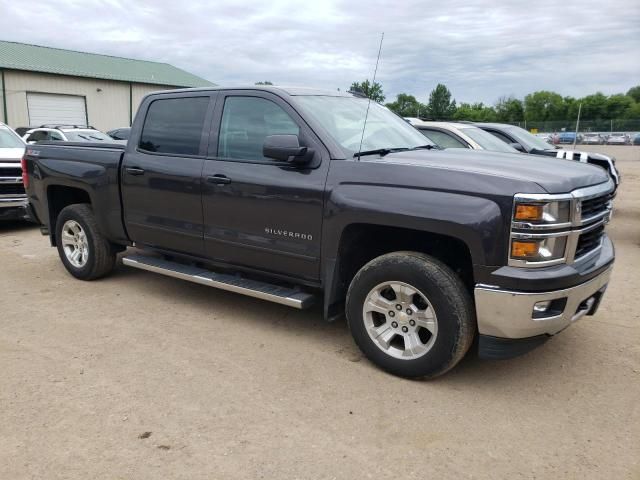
<box><xmin>366</xmin><ymin>149</ymin><xmax>609</xmax><ymax>194</ymax></box>
<box><xmin>0</xmin><ymin>147</ymin><xmax>25</xmax><ymax>161</ymax></box>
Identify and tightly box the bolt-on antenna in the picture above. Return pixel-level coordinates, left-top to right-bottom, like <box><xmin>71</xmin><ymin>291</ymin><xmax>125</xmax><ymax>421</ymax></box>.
<box><xmin>356</xmin><ymin>32</ymin><xmax>384</xmax><ymax>160</ymax></box>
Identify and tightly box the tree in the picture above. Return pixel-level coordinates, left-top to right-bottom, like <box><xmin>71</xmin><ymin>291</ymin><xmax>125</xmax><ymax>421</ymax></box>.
<box><xmin>524</xmin><ymin>91</ymin><xmax>565</xmax><ymax>121</ymax></box>
<box><xmin>349</xmin><ymin>80</ymin><xmax>385</xmax><ymax>103</ymax></box>
<box><xmin>453</xmin><ymin>102</ymin><xmax>497</xmax><ymax>122</ymax></box>
<box><xmin>627</xmin><ymin>85</ymin><xmax>640</xmax><ymax>103</ymax></box>
<box><xmin>385</xmin><ymin>93</ymin><xmax>425</xmax><ymax>117</ymax></box>
<box><xmin>605</xmin><ymin>94</ymin><xmax>634</xmax><ymax>119</ymax></box>
<box><xmin>255</xmin><ymin>81</ymin><xmax>274</xmax><ymax>85</ymax></box>
<box><xmin>580</xmin><ymin>92</ymin><xmax>608</xmax><ymax>120</ymax></box>
<box><xmin>426</xmin><ymin>84</ymin><xmax>456</xmax><ymax>119</ymax></box>
<box><xmin>495</xmin><ymin>96</ymin><xmax>524</xmax><ymax>122</ymax></box>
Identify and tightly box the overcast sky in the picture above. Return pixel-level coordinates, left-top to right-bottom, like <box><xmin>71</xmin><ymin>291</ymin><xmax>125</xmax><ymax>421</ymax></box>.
<box><xmin>1</xmin><ymin>0</ymin><xmax>639</xmax><ymax>105</ymax></box>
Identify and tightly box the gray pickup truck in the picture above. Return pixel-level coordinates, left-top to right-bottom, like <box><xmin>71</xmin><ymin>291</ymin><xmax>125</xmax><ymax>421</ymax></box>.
<box><xmin>23</xmin><ymin>87</ymin><xmax>615</xmax><ymax>378</ymax></box>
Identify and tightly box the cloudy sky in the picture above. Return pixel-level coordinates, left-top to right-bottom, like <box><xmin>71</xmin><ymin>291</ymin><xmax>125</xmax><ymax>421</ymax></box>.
<box><xmin>1</xmin><ymin>0</ymin><xmax>639</xmax><ymax>105</ymax></box>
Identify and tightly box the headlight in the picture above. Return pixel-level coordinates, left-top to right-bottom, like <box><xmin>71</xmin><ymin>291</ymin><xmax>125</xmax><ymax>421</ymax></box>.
<box><xmin>513</xmin><ymin>200</ymin><xmax>571</xmax><ymax>225</ymax></box>
<box><xmin>510</xmin><ymin>236</ymin><xmax>567</xmax><ymax>262</ymax></box>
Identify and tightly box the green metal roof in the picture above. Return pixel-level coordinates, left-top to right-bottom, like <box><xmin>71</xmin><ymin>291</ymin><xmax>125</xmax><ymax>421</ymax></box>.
<box><xmin>0</xmin><ymin>40</ymin><xmax>214</xmax><ymax>88</ymax></box>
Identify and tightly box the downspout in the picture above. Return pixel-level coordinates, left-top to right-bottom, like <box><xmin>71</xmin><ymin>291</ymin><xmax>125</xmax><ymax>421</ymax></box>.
<box><xmin>129</xmin><ymin>83</ymin><xmax>133</xmax><ymax>126</ymax></box>
<box><xmin>1</xmin><ymin>69</ymin><xmax>8</xmax><ymax>125</ymax></box>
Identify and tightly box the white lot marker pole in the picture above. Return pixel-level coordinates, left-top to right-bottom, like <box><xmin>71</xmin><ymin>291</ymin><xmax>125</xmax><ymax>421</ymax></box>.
<box><xmin>573</xmin><ymin>103</ymin><xmax>582</xmax><ymax>149</ymax></box>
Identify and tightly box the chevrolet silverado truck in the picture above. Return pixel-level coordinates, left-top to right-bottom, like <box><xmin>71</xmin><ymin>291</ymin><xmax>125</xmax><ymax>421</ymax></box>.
<box><xmin>0</xmin><ymin>123</ymin><xmax>28</xmax><ymax>220</ymax></box>
<box><xmin>23</xmin><ymin>87</ymin><xmax>615</xmax><ymax>378</ymax></box>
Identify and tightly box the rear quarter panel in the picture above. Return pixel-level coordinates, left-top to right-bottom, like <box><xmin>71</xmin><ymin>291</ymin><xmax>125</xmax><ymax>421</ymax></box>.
<box><xmin>25</xmin><ymin>144</ymin><xmax>128</xmax><ymax>244</ymax></box>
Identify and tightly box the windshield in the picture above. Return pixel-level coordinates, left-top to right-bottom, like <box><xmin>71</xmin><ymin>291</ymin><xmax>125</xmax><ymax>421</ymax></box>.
<box><xmin>460</xmin><ymin>126</ymin><xmax>518</xmax><ymax>153</ymax></box>
<box><xmin>64</xmin><ymin>130</ymin><xmax>113</xmax><ymax>142</ymax></box>
<box><xmin>295</xmin><ymin>95</ymin><xmax>433</xmax><ymax>156</ymax></box>
<box><xmin>0</xmin><ymin>126</ymin><xmax>25</xmax><ymax>148</ymax></box>
<box><xmin>504</xmin><ymin>125</ymin><xmax>553</xmax><ymax>151</ymax></box>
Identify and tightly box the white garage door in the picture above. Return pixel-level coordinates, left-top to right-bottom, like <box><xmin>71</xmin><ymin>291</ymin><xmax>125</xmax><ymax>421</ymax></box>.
<box><xmin>27</xmin><ymin>93</ymin><xmax>87</xmax><ymax>127</ymax></box>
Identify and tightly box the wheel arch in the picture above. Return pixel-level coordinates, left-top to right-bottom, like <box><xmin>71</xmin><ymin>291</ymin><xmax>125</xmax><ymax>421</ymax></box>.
<box><xmin>322</xmin><ymin>223</ymin><xmax>476</xmax><ymax>321</ymax></box>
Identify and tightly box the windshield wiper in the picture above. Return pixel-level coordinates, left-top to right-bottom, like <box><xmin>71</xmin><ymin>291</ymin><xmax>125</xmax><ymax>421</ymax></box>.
<box><xmin>354</xmin><ymin>147</ymin><xmax>411</xmax><ymax>158</ymax></box>
<box><xmin>409</xmin><ymin>144</ymin><xmax>439</xmax><ymax>150</ymax></box>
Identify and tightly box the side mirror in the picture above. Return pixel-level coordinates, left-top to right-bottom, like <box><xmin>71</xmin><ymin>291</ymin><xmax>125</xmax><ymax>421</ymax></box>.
<box><xmin>510</xmin><ymin>142</ymin><xmax>525</xmax><ymax>152</ymax></box>
<box><xmin>263</xmin><ymin>135</ymin><xmax>311</xmax><ymax>165</ymax></box>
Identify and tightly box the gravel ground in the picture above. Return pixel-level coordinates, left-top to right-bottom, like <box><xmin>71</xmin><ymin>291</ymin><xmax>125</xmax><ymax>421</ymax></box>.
<box><xmin>1</xmin><ymin>146</ymin><xmax>639</xmax><ymax>479</ymax></box>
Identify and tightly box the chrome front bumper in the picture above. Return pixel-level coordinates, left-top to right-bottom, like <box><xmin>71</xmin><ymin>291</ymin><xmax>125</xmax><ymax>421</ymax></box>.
<box><xmin>474</xmin><ymin>266</ymin><xmax>613</xmax><ymax>339</ymax></box>
<box><xmin>0</xmin><ymin>196</ymin><xmax>28</xmax><ymax>209</ymax></box>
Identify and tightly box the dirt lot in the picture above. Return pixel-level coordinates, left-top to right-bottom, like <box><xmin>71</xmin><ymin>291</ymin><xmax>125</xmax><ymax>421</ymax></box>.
<box><xmin>1</xmin><ymin>146</ymin><xmax>639</xmax><ymax>480</ymax></box>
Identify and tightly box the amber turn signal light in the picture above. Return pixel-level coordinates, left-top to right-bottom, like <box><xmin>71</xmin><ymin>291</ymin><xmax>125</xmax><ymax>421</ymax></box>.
<box><xmin>511</xmin><ymin>240</ymin><xmax>540</xmax><ymax>258</ymax></box>
<box><xmin>514</xmin><ymin>204</ymin><xmax>543</xmax><ymax>221</ymax></box>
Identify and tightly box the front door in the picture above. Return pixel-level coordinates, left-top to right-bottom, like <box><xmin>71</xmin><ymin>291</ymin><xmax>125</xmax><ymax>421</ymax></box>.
<box><xmin>201</xmin><ymin>91</ymin><xmax>329</xmax><ymax>281</ymax></box>
<box><xmin>121</xmin><ymin>94</ymin><xmax>214</xmax><ymax>256</ymax></box>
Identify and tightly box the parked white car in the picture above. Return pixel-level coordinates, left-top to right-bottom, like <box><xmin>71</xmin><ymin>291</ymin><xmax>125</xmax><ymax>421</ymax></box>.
<box><xmin>0</xmin><ymin>122</ymin><xmax>28</xmax><ymax>221</ymax></box>
<box><xmin>22</xmin><ymin>125</ymin><xmax>116</xmax><ymax>144</ymax></box>
<box><xmin>606</xmin><ymin>133</ymin><xmax>630</xmax><ymax>145</ymax></box>
<box><xmin>404</xmin><ymin>119</ymin><xmax>520</xmax><ymax>153</ymax></box>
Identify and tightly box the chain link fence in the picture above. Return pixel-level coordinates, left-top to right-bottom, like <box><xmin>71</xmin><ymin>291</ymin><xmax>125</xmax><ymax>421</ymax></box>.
<box><xmin>508</xmin><ymin>119</ymin><xmax>640</xmax><ymax>133</ymax></box>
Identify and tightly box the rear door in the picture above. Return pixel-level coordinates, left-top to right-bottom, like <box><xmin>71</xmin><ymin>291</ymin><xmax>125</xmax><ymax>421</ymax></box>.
<box><xmin>201</xmin><ymin>91</ymin><xmax>329</xmax><ymax>281</ymax></box>
<box><xmin>121</xmin><ymin>93</ymin><xmax>215</xmax><ymax>256</ymax></box>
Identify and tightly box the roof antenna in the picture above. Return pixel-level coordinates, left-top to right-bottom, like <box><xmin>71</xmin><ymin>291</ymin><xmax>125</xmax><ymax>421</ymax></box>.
<box><xmin>356</xmin><ymin>32</ymin><xmax>384</xmax><ymax>160</ymax></box>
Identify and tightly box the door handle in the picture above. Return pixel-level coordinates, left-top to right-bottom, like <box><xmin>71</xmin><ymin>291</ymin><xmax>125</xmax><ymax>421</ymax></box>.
<box><xmin>125</xmin><ymin>167</ymin><xmax>145</xmax><ymax>176</ymax></box>
<box><xmin>207</xmin><ymin>174</ymin><xmax>232</xmax><ymax>185</ymax></box>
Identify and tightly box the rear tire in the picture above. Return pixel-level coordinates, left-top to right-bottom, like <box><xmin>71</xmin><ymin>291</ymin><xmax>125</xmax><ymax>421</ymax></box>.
<box><xmin>346</xmin><ymin>251</ymin><xmax>475</xmax><ymax>378</ymax></box>
<box><xmin>55</xmin><ymin>204</ymin><xmax>116</xmax><ymax>280</ymax></box>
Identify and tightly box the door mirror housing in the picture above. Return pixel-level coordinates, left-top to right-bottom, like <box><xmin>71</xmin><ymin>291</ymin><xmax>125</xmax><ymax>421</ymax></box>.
<box><xmin>510</xmin><ymin>142</ymin><xmax>526</xmax><ymax>152</ymax></box>
<box><xmin>263</xmin><ymin>135</ymin><xmax>311</xmax><ymax>165</ymax></box>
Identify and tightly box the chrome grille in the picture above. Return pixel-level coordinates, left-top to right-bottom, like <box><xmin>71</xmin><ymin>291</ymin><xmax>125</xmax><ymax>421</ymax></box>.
<box><xmin>581</xmin><ymin>193</ymin><xmax>612</xmax><ymax>221</ymax></box>
<box><xmin>575</xmin><ymin>224</ymin><xmax>605</xmax><ymax>259</ymax></box>
<box><xmin>0</xmin><ymin>183</ymin><xmax>25</xmax><ymax>195</ymax></box>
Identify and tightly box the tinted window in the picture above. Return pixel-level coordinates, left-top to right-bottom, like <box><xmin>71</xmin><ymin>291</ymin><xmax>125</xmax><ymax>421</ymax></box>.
<box><xmin>419</xmin><ymin>129</ymin><xmax>468</xmax><ymax>149</ymax></box>
<box><xmin>218</xmin><ymin>96</ymin><xmax>299</xmax><ymax>161</ymax></box>
<box><xmin>49</xmin><ymin>131</ymin><xmax>64</xmax><ymax>141</ymax></box>
<box><xmin>139</xmin><ymin>97</ymin><xmax>209</xmax><ymax>155</ymax></box>
<box><xmin>26</xmin><ymin>130</ymin><xmax>49</xmax><ymax>142</ymax></box>
<box><xmin>486</xmin><ymin>129</ymin><xmax>513</xmax><ymax>145</ymax></box>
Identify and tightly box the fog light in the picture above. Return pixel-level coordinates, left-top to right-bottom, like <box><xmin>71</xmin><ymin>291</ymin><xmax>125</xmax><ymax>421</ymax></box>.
<box><xmin>533</xmin><ymin>300</ymin><xmax>551</xmax><ymax>313</ymax></box>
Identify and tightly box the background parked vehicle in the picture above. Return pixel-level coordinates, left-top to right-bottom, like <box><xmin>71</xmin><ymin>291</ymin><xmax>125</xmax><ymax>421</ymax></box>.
<box><xmin>107</xmin><ymin>127</ymin><xmax>131</xmax><ymax>141</ymax></box>
<box><xmin>0</xmin><ymin>123</ymin><xmax>28</xmax><ymax>221</ymax></box>
<box><xmin>634</xmin><ymin>133</ymin><xmax>640</xmax><ymax>146</ymax></box>
<box><xmin>582</xmin><ymin>133</ymin><xmax>605</xmax><ymax>145</ymax></box>
<box><xmin>606</xmin><ymin>133</ymin><xmax>630</xmax><ymax>145</ymax></box>
<box><xmin>405</xmin><ymin>119</ymin><xmax>519</xmax><ymax>153</ymax></box>
<box><xmin>558</xmin><ymin>132</ymin><xmax>582</xmax><ymax>144</ymax></box>
<box><xmin>22</xmin><ymin>125</ymin><xmax>117</xmax><ymax>144</ymax></box>
<box><xmin>534</xmin><ymin>133</ymin><xmax>553</xmax><ymax>144</ymax></box>
<box><xmin>474</xmin><ymin>123</ymin><xmax>620</xmax><ymax>188</ymax></box>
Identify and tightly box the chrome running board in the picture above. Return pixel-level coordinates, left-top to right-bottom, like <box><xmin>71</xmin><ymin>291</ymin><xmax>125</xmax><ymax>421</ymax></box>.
<box><xmin>122</xmin><ymin>254</ymin><xmax>315</xmax><ymax>309</ymax></box>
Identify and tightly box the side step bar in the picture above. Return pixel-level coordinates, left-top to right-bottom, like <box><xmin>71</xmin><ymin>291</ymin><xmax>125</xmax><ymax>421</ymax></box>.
<box><xmin>122</xmin><ymin>254</ymin><xmax>315</xmax><ymax>309</ymax></box>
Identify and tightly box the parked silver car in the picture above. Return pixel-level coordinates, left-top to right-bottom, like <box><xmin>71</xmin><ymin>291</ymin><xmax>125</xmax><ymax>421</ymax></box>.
<box><xmin>606</xmin><ymin>133</ymin><xmax>630</xmax><ymax>145</ymax></box>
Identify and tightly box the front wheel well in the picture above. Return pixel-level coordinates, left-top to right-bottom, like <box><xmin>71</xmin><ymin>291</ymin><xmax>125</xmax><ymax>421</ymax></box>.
<box><xmin>327</xmin><ymin>224</ymin><xmax>475</xmax><ymax>317</ymax></box>
<box><xmin>47</xmin><ymin>185</ymin><xmax>91</xmax><ymax>246</ymax></box>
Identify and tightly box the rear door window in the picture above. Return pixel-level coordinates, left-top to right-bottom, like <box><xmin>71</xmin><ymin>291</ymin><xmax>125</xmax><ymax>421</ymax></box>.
<box><xmin>139</xmin><ymin>97</ymin><xmax>210</xmax><ymax>156</ymax></box>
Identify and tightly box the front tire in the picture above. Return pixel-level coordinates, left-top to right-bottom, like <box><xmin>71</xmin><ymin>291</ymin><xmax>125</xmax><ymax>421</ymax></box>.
<box><xmin>346</xmin><ymin>252</ymin><xmax>475</xmax><ymax>378</ymax></box>
<box><xmin>55</xmin><ymin>204</ymin><xmax>116</xmax><ymax>280</ymax></box>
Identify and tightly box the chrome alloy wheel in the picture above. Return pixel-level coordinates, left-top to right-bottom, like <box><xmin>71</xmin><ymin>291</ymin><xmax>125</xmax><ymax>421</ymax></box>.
<box><xmin>61</xmin><ymin>220</ymin><xmax>89</xmax><ymax>268</ymax></box>
<box><xmin>362</xmin><ymin>281</ymin><xmax>438</xmax><ymax>360</ymax></box>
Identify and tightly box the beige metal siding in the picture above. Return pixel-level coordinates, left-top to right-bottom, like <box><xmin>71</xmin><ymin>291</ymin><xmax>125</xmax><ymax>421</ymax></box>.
<box><xmin>3</xmin><ymin>70</ymin><xmax>176</xmax><ymax>132</ymax></box>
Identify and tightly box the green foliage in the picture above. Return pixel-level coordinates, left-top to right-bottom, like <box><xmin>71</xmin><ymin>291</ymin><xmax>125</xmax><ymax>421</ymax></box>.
<box><xmin>358</xmin><ymin>79</ymin><xmax>640</xmax><ymax>124</ymax></box>
<box><xmin>453</xmin><ymin>102</ymin><xmax>497</xmax><ymax>122</ymax></box>
<box><xmin>349</xmin><ymin>80</ymin><xmax>385</xmax><ymax>103</ymax></box>
<box><xmin>426</xmin><ymin>84</ymin><xmax>457</xmax><ymax>119</ymax></box>
<box><xmin>385</xmin><ymin>94</ymin><xmax>425</xmax><ymax>117</ymax></box>
<box><xmin>524</xmin><ymin>91</ymin><xmax>565</xmax><ymax>121</ymax></box>
<box><xmin>255</xmin><ymin>81</ymin><xmax>274</xmax><ymax>85</ymax></box>
<box><xmin>627</xmin><ymin>85</ymin><xmax>640</xmax><ymax>103</ymax></box>
<box><xmin>495</xmin><ymin>96</ymin><xmax>524</xmax><ymax>122</ymax></box>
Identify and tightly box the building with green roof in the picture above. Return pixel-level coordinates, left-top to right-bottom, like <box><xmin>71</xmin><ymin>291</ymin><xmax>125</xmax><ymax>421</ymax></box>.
<box><xmin>0</xmin><ymin>40</ymin><xmax>214</xmax><ymax>131</ymax></box>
